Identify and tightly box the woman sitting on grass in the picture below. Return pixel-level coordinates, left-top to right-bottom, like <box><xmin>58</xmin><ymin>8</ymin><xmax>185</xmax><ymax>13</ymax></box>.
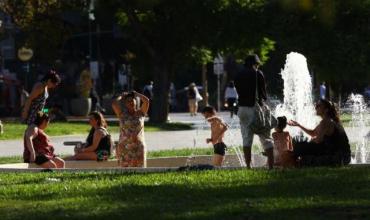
<box><xmin>112</xmin><ymin>91</ymin><xmax>149</xmax><ymax>167</ymax></box>
<box><xmin>66</xmin><ymin>112</ymin><xmax>112</xmax><ymax>161</ymax></box>
<box><xmin>288</xmin><ymin>99</ymin><xmax>351</xmax><ymax>166</ymax></box>
<box><xmin>23</xmin><ymin>111</ymin><xmax>65</xmax><ymax>168</ymax></box>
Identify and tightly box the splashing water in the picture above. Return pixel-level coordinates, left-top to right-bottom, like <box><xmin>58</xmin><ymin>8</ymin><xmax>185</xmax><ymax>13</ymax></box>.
<box><xmin>189</xmin><ymin>116</ymin><xmax>246</xmax><ymax>167</ymax></box>
<box><xmin>348</xmin><ymin>94</ymin><xmax>369</xmax><ymax>164</ymax></box>
<box><xmin>223</xmin><ymin>117</ymin><xmax>246</xmax><ymax>167</ymax></box>
<box><xmin>186</xmin><ymin>120</ymin><xmax>207</xmax><ymax>166</ymax></box>
<box><xmin>275</xmin><ymin>52</ymin><xmax>319</xmax><ymax>137</ymax></box>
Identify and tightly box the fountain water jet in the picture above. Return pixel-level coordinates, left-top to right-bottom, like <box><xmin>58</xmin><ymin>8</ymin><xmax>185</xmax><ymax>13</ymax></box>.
<box><xmin>348</xmin><ymin>94</ymin><xmax>369</xmax><ymax>164</ymax></box>
<box><xmin>275</xmin><ymin>52</ymin><xmax>319</xmax><ymax>137</ymax></box>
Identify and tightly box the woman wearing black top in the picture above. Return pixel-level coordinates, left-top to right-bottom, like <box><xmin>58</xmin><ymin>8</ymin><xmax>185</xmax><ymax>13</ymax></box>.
<box><xmin>67</xmin><ymin>111</ymin><xmax>112</xmax><ymax>161</ymax></box>
<box><xmin>289</xmin><ymin>99</ymin><xmax>351</xmax><ymax>166</ymax></box>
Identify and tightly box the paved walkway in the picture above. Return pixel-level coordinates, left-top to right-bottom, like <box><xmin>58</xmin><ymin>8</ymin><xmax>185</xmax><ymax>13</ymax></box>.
<box><xmin>0</xmin><ymin>112</ymin><xmax>368</xmax><ymax>157</ymax></box>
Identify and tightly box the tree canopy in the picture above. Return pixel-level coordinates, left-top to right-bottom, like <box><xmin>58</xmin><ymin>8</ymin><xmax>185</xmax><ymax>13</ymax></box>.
<box><xmin>1</xmin><ymin>0</ymin><xmax>370</xmax><ymax>121</ymax></box>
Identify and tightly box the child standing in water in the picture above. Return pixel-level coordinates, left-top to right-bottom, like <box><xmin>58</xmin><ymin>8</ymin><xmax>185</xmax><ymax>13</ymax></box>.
<box><xmin>202</xmin><ymin>106</ymin><xmax>228</xmax><ymax>166</ymax></box>
<box><xmin>272</xmin><ymin>116</ymin><xmax>294</xmax><ymax>168</ymax></box>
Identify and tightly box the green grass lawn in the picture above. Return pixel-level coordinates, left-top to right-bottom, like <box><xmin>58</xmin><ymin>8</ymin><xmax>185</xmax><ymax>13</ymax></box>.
<box><xmin>0</xmin><ymin>113</ymin><xmax>356</xmax><ymax>141</ymax></box>
<box><xmin>0</xmin><ymin>121</ymin><xmax>192</xmax><ymax>141</ymax></box>
<box><xmin>0</xmin><ymin>167</ymin><xmax>369</xmax><ymax>219</ymax></box>
<box><xmin>0</xmin><ymin>146</ymin><xmax>259</xmax><ymax>165</ymax></box>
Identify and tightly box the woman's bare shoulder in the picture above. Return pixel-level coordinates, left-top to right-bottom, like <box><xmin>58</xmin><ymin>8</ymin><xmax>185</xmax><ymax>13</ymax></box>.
<box><xmin>26</xmin><ymin>125</ymin><xmax>38</xmax><ymax>136</ymax></box>
<box><xmin>94</xmin><ymin>128</ymin><xmax>106</xmax><ymax>137</ymax></box>
<box><xmin>32</xmin><ymin>82</ymin><xmax>44</xmax><ymax>90</ymax></box>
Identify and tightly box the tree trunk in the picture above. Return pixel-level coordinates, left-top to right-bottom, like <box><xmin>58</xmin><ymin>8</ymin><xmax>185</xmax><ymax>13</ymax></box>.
<box><xmin>201</xmin><ymin>63</ymin><xmax>208</xmax><ymax>107</ymax></box>
<box><xmin>150</xmin><ymin>66</ymin><xmax>170</xmax><ymax>123</ymax></box>
<box><xmin>338</xmin><ymin>84</ymin><xmax>342</xmax><ymax>107</ymax></box>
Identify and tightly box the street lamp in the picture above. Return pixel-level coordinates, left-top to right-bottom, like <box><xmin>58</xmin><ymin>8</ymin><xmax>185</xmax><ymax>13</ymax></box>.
<box><xmin>88</xmin><ymin>0</ymin><xmax>95</xmax><ymax>61</ymax></box>
<box><xmin>213</xmin><ymin>54</ymin><xmax>224</xmax><ymax>112</ymax></box>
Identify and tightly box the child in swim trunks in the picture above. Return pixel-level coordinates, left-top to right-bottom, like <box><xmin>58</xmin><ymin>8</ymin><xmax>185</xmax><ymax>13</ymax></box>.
<box><xmin>202</xmin><ymin>106</ymin><xmax>228</xmax><ymax>166</ymax></box>
<box><xmin>272</xmin><ymin>116</ymin><xmax>295</xmax><ymax>168</ymax></box>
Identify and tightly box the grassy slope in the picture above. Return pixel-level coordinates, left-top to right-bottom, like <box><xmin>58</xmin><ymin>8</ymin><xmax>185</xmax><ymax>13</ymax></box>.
<box><xmin>0</xmin><ymin>121</ymin><xmax>192</xmax><ymax>141</ymax></box>
<box><xmin>0</xmin><ymin>167</ymin><xmax>369</xmax><ymax>219</ymax></box>
<box><xmin>0</xmin><ymin>114</ymin><xmax>354</xmax><ymax>141</ymax></box>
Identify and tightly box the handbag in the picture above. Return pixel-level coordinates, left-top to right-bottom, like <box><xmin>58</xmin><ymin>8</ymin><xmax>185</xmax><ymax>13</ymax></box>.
<box><xmin>250</xmin><ymin>71</ymin><xmax>277</xmax><ymax>134</ymax></box>
<box><xmin>195</xmin><ymin>88</ymin><xmax>203</xmax><ymax>102</ymax></box>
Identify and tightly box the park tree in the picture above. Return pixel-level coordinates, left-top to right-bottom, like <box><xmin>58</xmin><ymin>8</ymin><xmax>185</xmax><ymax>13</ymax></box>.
<box><xmin>0</xmin><ymin>0</ymin><xmax>86</xmax><ymax>63</ymax></box>
<box><xmin>1</xmin><ymin>0</ymin><xmax>275</xmax><ymax>122</ymax></box>
<box><xmin>264</xmin><ymin>0</ymin><xmax>370</xmax><ymax>99</ymax></box>
<box><xmin>104</xmin><ymin>0</ymin><xmax>274</xmax><ymax>122</ymax></box>
<box><xmin>5</xmin><ymin>0</ymin><xmax>368</xmax><ymax>120</ymax></box>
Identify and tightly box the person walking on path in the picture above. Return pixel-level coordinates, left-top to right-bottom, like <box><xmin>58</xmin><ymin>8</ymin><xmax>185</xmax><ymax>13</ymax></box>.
<box><xmin>187</xmin><ymin>82</ymin><xmax>202</xmax><ymax>116</ymax></box>
<box><xmin>21</xmin><ymin>70</ymin><xmax>61</xmax><ymax>125</ymax></box>
<box><xmin>112</xmin><ymin>91</ymin><xmax>149</xmax><ymax>167</ymax></box>
<box><xmin>224</xmin><ymin>81</ymin><xmax>239</xmax><ymax>118</ymax></box>
<box><xmin>234</xmin><ymin>54</ymin><xmax>274</xmax><ymax>169</ymax></box>
<box><xmin>320</xmin><ymin>82</ymin><xmax>327</xmax><ymax>100</ymax></box>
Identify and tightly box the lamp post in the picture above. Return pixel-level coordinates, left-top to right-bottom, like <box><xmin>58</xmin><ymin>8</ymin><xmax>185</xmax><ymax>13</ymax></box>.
<box><xmin>88</xmin><ymin>0</ymin><xmax>95</xmax><ymax>61</ymax></box>
<box><xmin>0</xmin><ymin>19</ymin><xmax>3</xmax><ymax>71</ymax></box>
<box><xmin>213</xmin><ymin>54</ymin><xmax>224</xmax><ymax>112</ymax></box>
<box><xmin>17</xmin><ymin>47</ymin><xmax>33</xmax><ymax>90</ymax></box>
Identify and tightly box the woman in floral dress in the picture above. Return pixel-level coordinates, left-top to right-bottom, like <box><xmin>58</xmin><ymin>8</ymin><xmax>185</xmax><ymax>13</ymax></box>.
<box><xmin>112</xmin><ymin>91</ymin><xmax>149</xmax><ymax>167</ymax></box>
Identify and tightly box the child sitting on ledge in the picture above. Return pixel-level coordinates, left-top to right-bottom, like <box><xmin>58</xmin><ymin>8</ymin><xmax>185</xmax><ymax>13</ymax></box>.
<box><xmin>23</xmin><ymin>111</ymin><xmax>65</xmax><ymax>168</ymax></box>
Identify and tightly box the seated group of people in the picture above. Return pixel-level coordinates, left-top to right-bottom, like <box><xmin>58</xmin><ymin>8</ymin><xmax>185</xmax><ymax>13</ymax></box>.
<box><xmin>23</xmin><ymin>90</ymin><xmax>150</xmax><ymax>169</ymax></box>
<box><xmin>21</xmin><ymin>70</ymin><xmax>150</xmax><ymax>169</ymax></box>
<box><xmin>23</xmin><ymin>98</ymin><xmax>351</xmax><ymax>169</ymax></box>
<box><xmin>23</xmin><ymin>111</ymin><xmax>113</xmax><ymax>169</ymax></box>
<box><xmin>272</xmin><ymin>99</ymin><xmax>351</xmax><ymax>168</ymax></box>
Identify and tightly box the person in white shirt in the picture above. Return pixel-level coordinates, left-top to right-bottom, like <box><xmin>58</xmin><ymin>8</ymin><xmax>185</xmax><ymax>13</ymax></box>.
<box><xmin>224</xmin><ymin>81</ymin><xmax>239</xmax><ymax>118</ymax></box>
<box><xmin>320</xmin><ymin>82</ymin><xmax>326</xmax><ymax>100</ymax></box>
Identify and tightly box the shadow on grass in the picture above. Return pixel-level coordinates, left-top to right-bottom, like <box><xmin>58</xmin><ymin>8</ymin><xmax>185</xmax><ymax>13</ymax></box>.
<box><xmin>0</xmin><ymin>167</ymin><xmax>370</xmax><ymax>219</ymax></box>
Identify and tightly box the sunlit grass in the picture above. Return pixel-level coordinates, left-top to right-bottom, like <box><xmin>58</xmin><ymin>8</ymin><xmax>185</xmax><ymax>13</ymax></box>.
<box><xmin>0</xmin><ymin>167</ymin><xmax>369</xmax><ymax>219</ymax></box>
<box><xmin>0</xmin><ymin>121</ymin><xmax>192</xmax><ymax>141</ymax></box>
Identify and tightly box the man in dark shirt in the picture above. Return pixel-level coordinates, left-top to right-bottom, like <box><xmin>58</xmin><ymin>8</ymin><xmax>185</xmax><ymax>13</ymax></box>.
<box><xmin>234</xmin><ymin>54</ymin><xmax>274</xmax><ymax>169</ymax></box>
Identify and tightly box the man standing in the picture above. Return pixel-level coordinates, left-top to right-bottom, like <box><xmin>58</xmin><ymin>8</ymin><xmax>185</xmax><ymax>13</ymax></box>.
<box><xmin>320</xmin><ymin>82</ymin><xmax>326</xmax><ymax>100</ymax></box>
<box><xmin>234</xmin><ymin>54</ymin><xmax>274</xmax><ymax>169</ymax></box>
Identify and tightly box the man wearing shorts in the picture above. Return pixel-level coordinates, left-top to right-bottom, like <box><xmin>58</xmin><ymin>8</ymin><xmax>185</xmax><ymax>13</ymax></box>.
<box><xmin>234</xmin><ymin>54</ymin><xmax>274</xmax><ymax>169</ymax></box>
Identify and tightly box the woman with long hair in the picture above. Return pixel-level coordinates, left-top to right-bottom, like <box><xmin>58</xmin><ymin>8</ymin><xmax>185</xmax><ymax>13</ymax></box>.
<box><xmin>288</xmin><ymin>99</ymin><xmax>351</xmax><ymax>166</ymax></box>
<box><xmin>112</xmin><ymin>91</ymin><xmax>149</xmax><ymax>167</ymax></box>
<box><xmin>67</xmin><ymin>111</ymin><xmax>112</xmax><ymax>161</ymax></box>
<box><xmin>21</xmin><ymin>70</ymin><xmax>61</xmax><ymax>125</ymax></box>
